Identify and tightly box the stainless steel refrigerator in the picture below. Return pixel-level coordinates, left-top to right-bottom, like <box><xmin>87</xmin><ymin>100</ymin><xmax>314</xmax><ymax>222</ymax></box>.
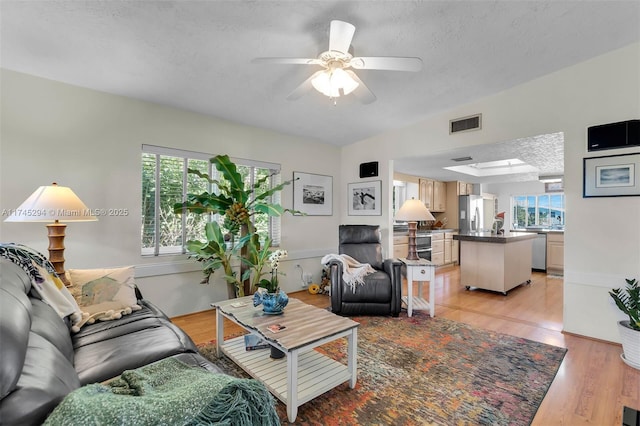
<box><xmin>459</xmin><ymin>195</ymin><xmax>484</xmax><ymax>233</ymax></box>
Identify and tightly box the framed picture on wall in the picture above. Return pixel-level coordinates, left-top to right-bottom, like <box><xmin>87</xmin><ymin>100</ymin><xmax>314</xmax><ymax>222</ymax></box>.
<box><xmin>348</xmin><ymin>180</ymin><xmax>382</xmax><ymax>216</ymax></box>
<box><xmin>292</xmin><ymin>172</ymin><xmax>333</xmax><ymax>215</ymax></box>
<box><xmin>583</xmin><ymin>152</ymin><xmax>640</xmax><ymax>197</ymax></box>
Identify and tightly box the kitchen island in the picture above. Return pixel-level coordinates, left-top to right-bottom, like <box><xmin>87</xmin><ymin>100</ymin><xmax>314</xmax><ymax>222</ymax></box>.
<box><xmin>453</xmin><ymin>232</ymin><xmax>536</xmax><ymax>295</ymax></box>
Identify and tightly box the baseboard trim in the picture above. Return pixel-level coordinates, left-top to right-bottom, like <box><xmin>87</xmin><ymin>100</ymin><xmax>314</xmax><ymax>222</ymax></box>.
<box><xmin>561</xmin><ymin>329</ymin><xmax>622</xmax><ymax>347</ymax></box>
<box><xmin>136</xmin><ymin>249</ymin><xmax>333</xmax><ymax>278</ymax></box>
<box><xmin>564</xmin><ymin>270</ymin><xmax>632</xmax><ymax>289</ymax></box>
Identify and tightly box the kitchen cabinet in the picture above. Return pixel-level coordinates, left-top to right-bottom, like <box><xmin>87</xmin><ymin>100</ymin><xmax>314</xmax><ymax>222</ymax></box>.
<box><xmin>431</xmin><ymin>232</ymin><xmax>444</xmax><ymax>265</ymax></box>
<box><xmin>444</xmin><ymin>182</ymin><xmax>461</xmax><ymax>230</ymax></box>
<box><xmin>452</xmin><ymin>236</ymin><xmax>459</xmax><ymax>264</ymax></box>
<box><xmin>444</xmin><ymin>231</ymin><xmax>456</xmax><ymax>264</ymax></box>
<box><xmin>419</xmin><ymin>178</ymin><xmax>434</xmax><ymax>210</ymax></box>
<box><xmin>444</xmin><ymin>235</ymin><xmax>452</xmax><ymax>264</ymax></box>
<box><xmin>466</xmin><ymin>183</ymin><xmax>474</xmax><ymax>195</ymax></box>
<box><xmin>432</xmin><ymin>180</ymin><xmax>447</xmax><ymax>212</ymax></box>
<box><xmin>393</xmin><ymin>235</ymin><xmax>408</xmax><ymax>259</ymax></box>
<box><xmin>456</xmin><ymin>233</ymin><xmax>535</xmax><ymax>294</ymax></box>
<box><xmin>455</xmin><ymin>181</ymin><xmax>474</xmax><ymax>196</ymax></box>
<box><xmin>457</xmin><ymin>181</ymin><xmax>468</xmax><ymax>195</ymax></box>
<box><xmin>546</xmin><ymin>232</ymin><xmax>564</xmax><ymax>275</ymax></box>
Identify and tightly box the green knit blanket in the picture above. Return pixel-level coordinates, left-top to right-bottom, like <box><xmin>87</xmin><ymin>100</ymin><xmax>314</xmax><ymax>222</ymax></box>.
<box><xmin>44</xmin><ymin>357</ymin><xmax>279</xmax><ymax>425</ymax></box>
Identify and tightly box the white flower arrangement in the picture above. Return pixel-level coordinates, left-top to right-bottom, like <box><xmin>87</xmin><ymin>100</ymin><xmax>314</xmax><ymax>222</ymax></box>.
<box><xmin>257</xmin><ymin>249</ymin><xmax>288</xmax><ymax>293</ymax></box>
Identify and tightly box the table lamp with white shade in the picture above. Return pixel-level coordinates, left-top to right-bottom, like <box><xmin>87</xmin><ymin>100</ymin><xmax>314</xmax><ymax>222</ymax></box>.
<box><xmin>395</xmin><ymin>197</ymin><xmax>435</xmax><ymax>260</ymax></box>
<box><xmin>4</xmin><ymin>183</ymin><xmax>97</xmax><ymax>285</ymax></box>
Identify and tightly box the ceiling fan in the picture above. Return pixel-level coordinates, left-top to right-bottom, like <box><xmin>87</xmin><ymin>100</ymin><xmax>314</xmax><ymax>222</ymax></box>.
<box><xmin>252</xmin><ymin>20</ymin><xmax>423</xmax><ymax>104</ymax></box>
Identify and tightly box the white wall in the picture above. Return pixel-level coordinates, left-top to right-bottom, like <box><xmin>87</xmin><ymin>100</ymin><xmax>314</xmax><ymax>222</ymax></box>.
<box><xmin>0</xmin><ymin>69</ymin><xmax>342</xmax><ymax>317</ymax></box>
<box><xmin>341</xmin><ymin>42</ymin><xmax>640</xmax><ymax>343</ymax></box>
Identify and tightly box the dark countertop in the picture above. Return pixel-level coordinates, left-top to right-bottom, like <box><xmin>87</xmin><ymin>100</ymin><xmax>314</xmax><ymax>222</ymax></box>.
<box><xmin>513</xmin><ymin>229</ymin><xmax>564</xmax><ymax>234</ymax></box>
<box><xmin>454</xmin><ymin>232</ymin><xmax>537</xmax><ymax>243</ymax></box>
<box><xmin>394</xmin><ymin>229</ymin><xmax>456</xmax><ymax>237</ymax></box>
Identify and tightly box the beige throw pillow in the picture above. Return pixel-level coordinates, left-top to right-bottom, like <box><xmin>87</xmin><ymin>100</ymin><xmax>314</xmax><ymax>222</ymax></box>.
<box><xmin>68</xmin><ymin>266</ymin><xmax>141</xmax><ymax>328</ymax></box>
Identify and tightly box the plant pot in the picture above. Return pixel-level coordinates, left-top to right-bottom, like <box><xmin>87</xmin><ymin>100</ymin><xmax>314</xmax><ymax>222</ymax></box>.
<box><xmin>618</xmin><ymin>320</ymin><xmax>640</xmax><ymax>370</ymax></box>
<box><xmin>253</xmin><ymin>289</ymin><xmax>289</xmax><ymax>315</ymax></box>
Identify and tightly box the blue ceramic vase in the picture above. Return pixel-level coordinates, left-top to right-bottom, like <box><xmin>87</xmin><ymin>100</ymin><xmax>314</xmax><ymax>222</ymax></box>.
<box><xmin>253</xmin><ymin>290</ymin><xmax>289</xmax><ymax>315</ymax></box>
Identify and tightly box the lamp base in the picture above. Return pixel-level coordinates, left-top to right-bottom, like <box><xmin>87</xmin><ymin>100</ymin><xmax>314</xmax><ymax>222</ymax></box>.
<box><xmin>46</xmin><ymin>222</ymin><xmax>70</xmax><ymax>286</ymax></box>
<box><xmin>406</xmin><ymin>221</ymin><xmax>420</xmax><ymax>260</ymax></box>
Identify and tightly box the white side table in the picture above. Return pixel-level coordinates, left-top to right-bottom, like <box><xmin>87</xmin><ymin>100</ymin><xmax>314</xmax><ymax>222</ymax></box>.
<box><xmin>400</xmin><ymin>258</ymin><xmax>436</xmax><ymax>317</ymax></box>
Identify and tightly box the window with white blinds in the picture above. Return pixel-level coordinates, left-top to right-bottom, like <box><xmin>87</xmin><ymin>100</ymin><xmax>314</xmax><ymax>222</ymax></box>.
<box><xmin>141</xmin><ymin>145</ymin><xmax>282</xmax><ymax>256</ymax></box>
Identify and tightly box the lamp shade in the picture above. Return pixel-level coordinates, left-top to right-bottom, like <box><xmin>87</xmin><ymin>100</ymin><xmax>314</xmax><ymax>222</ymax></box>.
<box><xmin>395</xmin><ymin>198</ymin><xmax>435</xmax><ymax>222</ymax></box>
<box><xmin>4</xmin><ymin>183</ymin><xmax>97</xmax><ymax>222</ymax></box>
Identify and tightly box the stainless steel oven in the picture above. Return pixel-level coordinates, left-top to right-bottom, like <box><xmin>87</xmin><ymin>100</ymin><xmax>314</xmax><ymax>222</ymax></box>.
<box><xmin>416</xmin><ymin>233</ymin><xmax>432</xmax><ymax>261</ymax></box>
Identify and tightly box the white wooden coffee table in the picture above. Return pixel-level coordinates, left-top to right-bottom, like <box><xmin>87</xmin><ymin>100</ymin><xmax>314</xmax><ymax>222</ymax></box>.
<box><xmin>211</xmin><ymin>297</ymin><xmax>359</xmax><ymax>423</ymax></box>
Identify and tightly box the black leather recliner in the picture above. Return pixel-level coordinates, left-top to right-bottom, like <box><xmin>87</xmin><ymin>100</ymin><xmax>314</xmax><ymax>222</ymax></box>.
<box><xmin>329</xmin><ymin>225</ymin><xmax>402</xmax><ymax>317</ymax></box>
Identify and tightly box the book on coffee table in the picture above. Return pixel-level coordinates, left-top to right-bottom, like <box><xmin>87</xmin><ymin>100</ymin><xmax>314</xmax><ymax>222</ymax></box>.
<box><xmin>267</xmin><ymin>324</ymin><xmax>286</xmax><ymax>333</ymax></box>
<box><xmin>244</xmin><ymin>334</ymin><xmax>270</xmax><ymax>351</ymax></box>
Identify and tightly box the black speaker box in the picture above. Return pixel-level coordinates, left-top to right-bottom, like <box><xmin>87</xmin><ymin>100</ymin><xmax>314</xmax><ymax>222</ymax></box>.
<box><xmin>359</xmin><ymin>161</ymin><xmax>378</xmax><ymax>178</ymax></box>
<box><xmin>588</xmin><ymin>119</ymin><xmax>639</xmax><ymax>151</ymax></box>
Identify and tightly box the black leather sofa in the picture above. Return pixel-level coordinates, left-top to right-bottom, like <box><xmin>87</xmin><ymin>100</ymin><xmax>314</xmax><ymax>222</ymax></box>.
<box><xmin>0</xmin><ymin>258</ymin><xmax>222</xmax><ymax>425</ymax></box>
<box><xmin>329</xmin><ymin>225</ymin><xmax>402</xmax><ymax>317</ymax></box>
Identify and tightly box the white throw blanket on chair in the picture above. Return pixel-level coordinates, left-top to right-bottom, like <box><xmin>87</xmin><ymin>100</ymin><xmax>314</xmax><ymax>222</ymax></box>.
<box><xmin>321</xmin><ymin>253</ymin><xmax>376</xmax><ymax>293</ymax></box>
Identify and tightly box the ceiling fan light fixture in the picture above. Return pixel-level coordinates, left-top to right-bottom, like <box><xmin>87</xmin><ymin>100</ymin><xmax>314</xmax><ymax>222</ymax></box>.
<box><xmin>332</xmin><ymin>68</ymin><xmax>359</xmax><ymax>95</ymax></box>
<box><xmin>311</xmin><ymin>71</ymin><xmax>334</xmax><ymax>96</ymax></box>
<box><xmin>311</xmin><ymin>68</ymin><xmax>359</xmax><ymax>98</ymax></box>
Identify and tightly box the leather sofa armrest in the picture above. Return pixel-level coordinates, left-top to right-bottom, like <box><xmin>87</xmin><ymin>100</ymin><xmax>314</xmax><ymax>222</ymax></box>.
<box><xmin>329</xmin><ymin>260</ymin><xmax>343</xmax><ymax>314</ymax></box>
<box><xmin>383</xmin><ymin>258</ymin><xmax>403</xmax><ymax>317</ymax></box>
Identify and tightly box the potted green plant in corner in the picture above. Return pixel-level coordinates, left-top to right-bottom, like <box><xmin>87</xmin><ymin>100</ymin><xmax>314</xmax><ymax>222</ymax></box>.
<box><xmin>609</xmin><ymin>278</ymin><xmax>640</xmax><ymax>369</ymax></box>
<box><xmin>174</xmin><ymin>154</ymin><xmax>299</xmax><ymax>298</ymax></box>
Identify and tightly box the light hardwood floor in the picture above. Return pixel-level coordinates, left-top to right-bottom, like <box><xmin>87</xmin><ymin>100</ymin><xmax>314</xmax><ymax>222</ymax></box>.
<box><xmin>172</xmin><ymin>266</ymin><xmax>640</xmax><ymax>425</ymax></box>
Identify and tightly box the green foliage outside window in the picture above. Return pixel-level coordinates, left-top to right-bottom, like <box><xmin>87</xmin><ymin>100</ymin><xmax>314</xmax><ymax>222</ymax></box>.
<box><xmin>142</xmin><ymin>154</ymin><xmax>213</xmax><ymax>252</ymax></box>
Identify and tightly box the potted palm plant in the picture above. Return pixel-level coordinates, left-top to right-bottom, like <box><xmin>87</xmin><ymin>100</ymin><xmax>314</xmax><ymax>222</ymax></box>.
<box><xmin>174</xmin><ymin>155</ymin><xmax>299</xmax><ymax>297</ymax></box>
<box><xmin>609</xmin><ymin>278</ymin><xmax>640</xmax><ymax>369</ymax></box>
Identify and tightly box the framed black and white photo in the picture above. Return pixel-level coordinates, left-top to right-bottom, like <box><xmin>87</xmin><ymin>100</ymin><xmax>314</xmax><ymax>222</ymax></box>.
<box><xmin>293</xmin><ymin>172</ymin><xmax>333</xmax><ymax>215</ymax></box>
<box><xmin>583</xmin><ymin>152</ymin><xmax>640</xmax><ymax>197</ymax></box>
<box><xmin>348</xmin><ymin>180</ymin><xmax>382</xmax><ymax>216</ymax></box>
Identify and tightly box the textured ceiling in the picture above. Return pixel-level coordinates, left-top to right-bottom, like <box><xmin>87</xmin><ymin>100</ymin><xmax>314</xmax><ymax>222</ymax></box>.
<box><xmin>1</xmin><ymin>1</ymin><xmax>639</xmax><ymax>181</ymax></box>
<box><xmin>395</xmin><ymin>132</ymin><xmax>565</xmax><ymax>184</ymax></box>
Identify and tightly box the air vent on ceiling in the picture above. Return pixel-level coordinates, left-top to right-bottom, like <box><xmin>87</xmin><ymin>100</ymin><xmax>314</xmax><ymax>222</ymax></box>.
<box><xmin>451</xmin><ymin>156</ymin><xmax>473</xmax><ymax>162</ymax></box>
<box><xmin>450</xmin><ymin>114</ymin><xmax>482</xmax><ymax>134</ymax></box>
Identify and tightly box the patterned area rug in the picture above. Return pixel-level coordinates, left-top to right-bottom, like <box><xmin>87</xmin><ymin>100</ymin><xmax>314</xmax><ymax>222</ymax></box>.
<box><xmin>197</xmin><ymin>313</ymin><xmax>566</xmax><ymax>425</ymax></box>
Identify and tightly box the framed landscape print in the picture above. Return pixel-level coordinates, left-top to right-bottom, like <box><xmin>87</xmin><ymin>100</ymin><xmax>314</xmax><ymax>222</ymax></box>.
<box><xmin>293</xmin><ymin>172</ymin><xmax>332</xmax><ymax>215</ymax></box>
<box><xmin>583</xmin><ymin>152</ymin><xmax>640</xmax><ymax>197</ymax></box>
<box><xmin>348</xmin><ymin>180</ymin><xmax>382</xmax><ymax>216</ymax></box>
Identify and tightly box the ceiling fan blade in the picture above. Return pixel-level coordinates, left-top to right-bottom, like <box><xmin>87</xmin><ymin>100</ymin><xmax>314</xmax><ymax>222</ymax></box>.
<box><xmin>346</xmin><ymin>70</ymin><xmax>376</xmax><ymax>104</ymax></box>
<box><xmin>329</xmin><ymin>20</ymin><xmax>356</xmax><ymax>54</ymax></box>
<box><xmin>350</xmin><ymin>56</ymin><xmax>423</xmax><ymax>72</ymax></box>
<box><xmin>286</xmin><ymin>71</ymin><xmax>324</xmax><ymax>101</ymax></box>
<box><xmin>252</xmin><ymin>57</ymin><xmax>323</xmax><ymax>65</ymax></box>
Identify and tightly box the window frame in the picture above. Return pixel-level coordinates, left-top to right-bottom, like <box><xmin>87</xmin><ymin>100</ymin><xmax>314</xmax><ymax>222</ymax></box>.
<box><xmin>510</xmin><ymin>192</ymin><xmax>565</xmax><ymax>229</ymax></box>
<box><xmin>141</xmin><ymin>144</ymin><xmax>281</xmax><ymax>256</ymax></box>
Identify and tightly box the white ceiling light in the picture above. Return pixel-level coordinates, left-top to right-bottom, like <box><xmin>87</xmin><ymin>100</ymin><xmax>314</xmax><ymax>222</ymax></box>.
<box><xmin>444</xmin><ymin>158</ymin><xmax>538</xmax><ymax>177</ymax></box>
<box><xmin>539</xmin><ymin>175</ymin><xmax>563</xmax><ymax>183</ymax></box>
<box><xmin>311</xmin><ymin>67</ymin><xmax>359</xmax><ymax>98</ymax></box>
